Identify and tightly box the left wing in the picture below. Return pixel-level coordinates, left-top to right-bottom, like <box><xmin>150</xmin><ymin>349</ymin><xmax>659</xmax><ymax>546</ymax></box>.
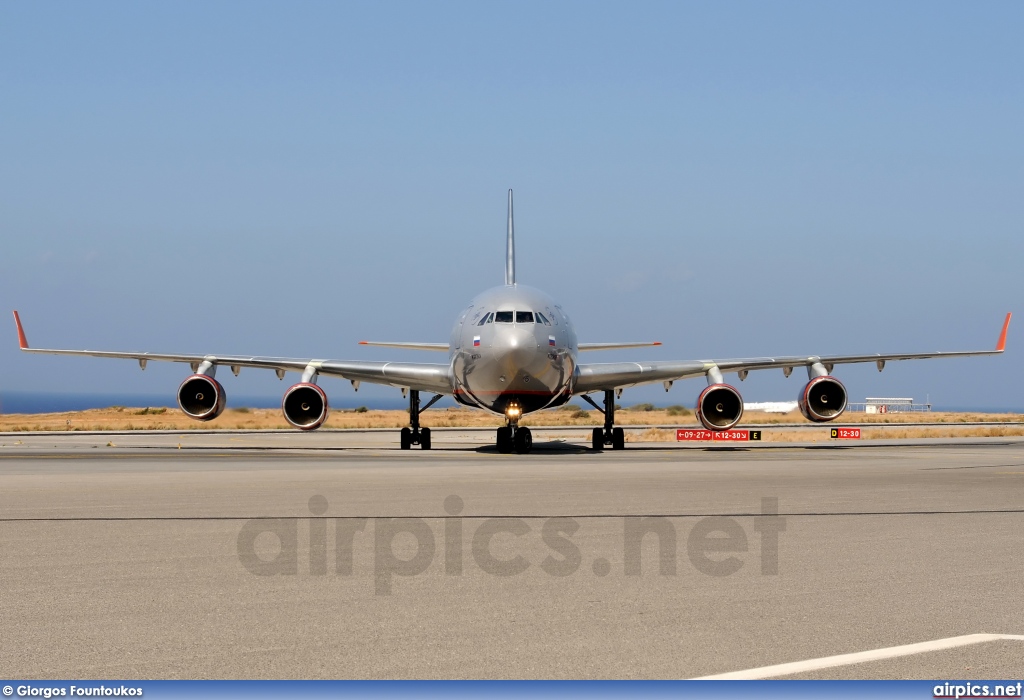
<box><xmin>12</xmin><ymin>312</ymin><xmax>452</xmax><ymax>394</ymax></box>
<box><xmin>574</xmin><ymin>313</ymin><xmax>1011</xmax><ymax>393</ymax></box>
<box><xmin>578</xmin><ymin>342</ymin><xmax>662</xmax><ymax>351</ymax></box>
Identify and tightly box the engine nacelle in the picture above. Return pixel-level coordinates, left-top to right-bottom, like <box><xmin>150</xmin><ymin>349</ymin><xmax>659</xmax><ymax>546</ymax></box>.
<box><xmin>696</xmin><ymin>383</ymin><xmax>744</xmax><ymax>431</ymax></box>
<box><xmin>177</xmin><ymin>374</ymin><xmax>227</xmax><ymax>421</ymax></box>
<box><xmin>282</xmin><ymin>383</ymin><xmax>330</xmax><ymax>430</ymax></box>
<box><xmin>798</xmin><ymin>375</ymin><xmax>848</xmax><ymax>422</ymax></box>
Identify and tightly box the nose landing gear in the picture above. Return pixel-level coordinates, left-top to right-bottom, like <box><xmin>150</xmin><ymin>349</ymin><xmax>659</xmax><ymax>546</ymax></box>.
<box><xmin>582</xmin><ymin>389</ymin><xmax>626</xmax><ymax>450</ymax></box>
<box><xmin>497</xmin><ymin>401</ymin><xmax>533</xmax><ymax>454</ymax></box>
<box><xmin>496</xmin><ymin>424</ymin><xmax>533</xmax><ymax>454</ymax></box>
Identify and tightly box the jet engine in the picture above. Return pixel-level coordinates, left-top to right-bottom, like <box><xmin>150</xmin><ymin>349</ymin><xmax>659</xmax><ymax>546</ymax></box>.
<box><xmin>696</xmin><ymin>383</ymin><xmax>744</xmax><ymax>431</ymax></box>
<box><xmin>282</xmin><ymin>382</ymin><xmax>330</xmax><ymax>430</ymax></box>
<box><xmin>177</xmin><ymin>374</ymin><xmax>227</xmax><ymax>421</ymax></box>
<box><xmin>798</xmin><ymin>375</ymin><xmax>848</xmax><ymax>422</ymax></box>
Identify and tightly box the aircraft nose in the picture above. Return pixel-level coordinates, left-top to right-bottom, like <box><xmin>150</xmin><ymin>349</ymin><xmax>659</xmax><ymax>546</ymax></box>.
<box><xmin>494</xmin><ymin>326</ymin><xmax>538</xmax><ymax>366</ymax></box>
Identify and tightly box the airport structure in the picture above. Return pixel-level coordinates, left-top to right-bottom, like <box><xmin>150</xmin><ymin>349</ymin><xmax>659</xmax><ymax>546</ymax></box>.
<box><xmin>847</xmin><ymin>397</ymin><xmax>933</xmax><ymax>414</ymax></box>
<box><xmin>743</xmin><ymin>401</ymin><xmax>799</xmax><ymax>413</ymax></box>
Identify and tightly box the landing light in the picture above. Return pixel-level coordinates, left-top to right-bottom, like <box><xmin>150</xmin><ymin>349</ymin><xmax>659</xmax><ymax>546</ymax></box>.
<box><xmin>505</xmin><ymin>403</ymin><xmax>522</xmax><ymax>420</ymax></box>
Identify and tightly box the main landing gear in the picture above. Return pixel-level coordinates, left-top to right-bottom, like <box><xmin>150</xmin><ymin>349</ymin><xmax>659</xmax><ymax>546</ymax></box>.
<box><xmin>582</xmin><ymin>389</ymin><xmax>625</xmax><ymax>451</ymax></box>
<box><xmin>400</xmin><ymin>390</ymin><xmax>444</xmax><ymax>450</ymax></box>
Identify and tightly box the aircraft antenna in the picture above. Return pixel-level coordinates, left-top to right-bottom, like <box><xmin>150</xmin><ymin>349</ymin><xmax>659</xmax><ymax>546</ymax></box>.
<box><xmin>505</xmin><ymin>189</ymin><xmax>515</xmax><ymax>286</ymax></box>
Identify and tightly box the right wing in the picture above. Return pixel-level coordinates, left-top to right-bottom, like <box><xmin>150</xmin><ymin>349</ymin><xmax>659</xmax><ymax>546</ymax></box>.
<box><xmin>12</xmin><ymin>312</ymin><xmax>452</xmax><ymax>395</ymax></box>
<box><xmin>358</xmin><ymin>341</ymin><xmax>449</xmax><ymax>351</ymax></box>
<box><xmin>574</xmin><ymin>313</ymin><xmax>1011</xmax><ymax>394</ymax></box>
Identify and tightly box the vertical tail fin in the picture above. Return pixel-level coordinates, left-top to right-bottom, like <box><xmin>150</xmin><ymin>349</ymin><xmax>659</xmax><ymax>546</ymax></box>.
<box><xmin>505</xmin><ymin>189</ymin><xmax>515</xmax><ymax>286</ymax></box>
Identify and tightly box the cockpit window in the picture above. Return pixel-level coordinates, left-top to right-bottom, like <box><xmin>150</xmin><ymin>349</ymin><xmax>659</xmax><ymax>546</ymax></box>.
<box><xmin>516</xmin><ymin>311</ymin><xmax>534</xmax><ymax>324</ymax></box>
<box><xmin>494</xmin><ymin>311</ymin><xmax>514</xmax><ymax>323</ymax></box>
<box><xmin>477</xmin><ymin>312</ymin><xmax>492</xmax><ymax>326</ymax></box>
<box><xmin>535</xmin><ymin>312</ymin><xmax>551</xmax><ymax>326</ymax></box>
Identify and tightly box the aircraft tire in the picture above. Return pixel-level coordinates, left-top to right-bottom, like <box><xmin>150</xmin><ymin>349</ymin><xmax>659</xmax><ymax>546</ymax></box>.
<box><xmin>400</xmin><ymin>427</ymin><xmax>412</xmax><ymax>450</ymax></box>
<box><xmin>514</xmin><ymin>427</ymin><xmax>532</xmax><ymax>454</ymax></box>
<box><xmin>612</xmin><ymin>427</ymin><xmax>625</xmax><ymax>450</ymax></box>
<box><xmin>420</xmin><ymin>427</ymin><xmax>431</xmax><ymax>450</ymax></box>
<box><xmin>497</xmin><ymin>427</ymin><xmax>513</xmax><ymax>453</ymax></box>
<box><xmin>592</xmin><ymin>428</ymin><xmax>604</xmax><ymax>451</ymax></box>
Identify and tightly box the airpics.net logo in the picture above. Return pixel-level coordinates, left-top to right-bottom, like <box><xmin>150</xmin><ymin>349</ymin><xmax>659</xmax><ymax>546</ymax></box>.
<box><xmin>934</xmin><ymin>682</ymin><xmax>1023</xmax><ymax>698</ymax></box>
<box><xmin>236</xmin><ymin>496</ymin><xmax>787</xmax><ymax>595</ymax></box>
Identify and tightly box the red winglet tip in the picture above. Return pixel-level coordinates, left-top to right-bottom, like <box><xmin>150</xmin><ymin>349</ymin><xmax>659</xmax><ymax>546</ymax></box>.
<box><xmin>996</xmin><ymin>312</ymin><xmax>1011</xmax><ymax>352</ymax></box>
<box><xmin>653</xmin><ymin>341</ymin><xmax>663</xmax><ymax>346</ymax></box>
<box><xmin>13</xmin><ymin>310</ymin><xmax>28</xmax><ymax>349</ymax></box>
<box><xmin>358</xmin><ymin>341</ymin><xmax>368</xmax><ymax>345</ymax></box>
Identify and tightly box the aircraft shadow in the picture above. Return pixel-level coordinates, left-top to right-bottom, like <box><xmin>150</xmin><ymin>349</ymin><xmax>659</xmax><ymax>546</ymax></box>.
<box><xmin>473</xmin><ymin>440</ymin><xmax>592</xmax><ymax>455</ymax></box>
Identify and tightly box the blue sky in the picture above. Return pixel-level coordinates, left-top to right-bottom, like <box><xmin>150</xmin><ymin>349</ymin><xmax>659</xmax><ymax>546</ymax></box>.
<box><xmin>1</xmin><ymin>1</ymin><xmax>1021</xmax><ymax>409</ymax></box>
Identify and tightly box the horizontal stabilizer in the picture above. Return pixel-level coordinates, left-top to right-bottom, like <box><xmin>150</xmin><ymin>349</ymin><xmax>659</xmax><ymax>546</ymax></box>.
<box><xmin>578</xmin><ymin>342</ymin><xmax>662</xmax><ymax>351</ymax></box>
<box><xmin>358</xmin><ymin>341</ymin><xmax>450</xmax><ymax>352</ymax></box>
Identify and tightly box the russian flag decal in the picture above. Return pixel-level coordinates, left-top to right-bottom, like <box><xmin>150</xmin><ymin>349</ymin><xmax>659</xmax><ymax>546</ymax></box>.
<box><xmin>473</xmin><ymin>336</ymin><xmax>481</xmax><ymax>347</ymax></box>
<box><xmin>549</xmin><ymin>335</ymin><xmax>556</xmax><ymax>347</ymax></box>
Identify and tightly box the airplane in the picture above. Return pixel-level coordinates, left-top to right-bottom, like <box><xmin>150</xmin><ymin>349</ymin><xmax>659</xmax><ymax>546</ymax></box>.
<box><xmin>11</xmin><ymin>190</ymin><xmax>1012</xmax><ymax>454</ymax></box>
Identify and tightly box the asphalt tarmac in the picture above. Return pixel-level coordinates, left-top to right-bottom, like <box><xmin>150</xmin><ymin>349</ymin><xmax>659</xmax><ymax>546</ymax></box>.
<box><xmin>1</xmin><ymin>432</ymin><xmax>1022</xmax><ymax>679</ymax></box>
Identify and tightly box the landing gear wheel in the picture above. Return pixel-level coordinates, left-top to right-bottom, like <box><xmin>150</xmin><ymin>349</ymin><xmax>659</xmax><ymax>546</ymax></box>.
<box><xmin>592</xmin><ymin>427</ymin><xmax>604</xmax><ymax>451</ymax></box>
<box><xmin>497</xmin><ymin>426</ymin><xmax>513</xmax><ymax>453</ymax></box>
<box><xmin>513</xmin><ymin>427</ymin><xmax>533</xmax><ymax>454</ymax></box>
<box><xmin>612</xmin><ymin>427</ymin><xmax>625</xmax><ymax>450</ymax></box>
<box><xmin>400</xmin><ymin>427</ymin><xmax>412</xmax><ymax>450</ymax></box>
<box><xmin>420</xmin><ymin>427</ymin><xmax>431</xmax><ymax>450</ymax></box>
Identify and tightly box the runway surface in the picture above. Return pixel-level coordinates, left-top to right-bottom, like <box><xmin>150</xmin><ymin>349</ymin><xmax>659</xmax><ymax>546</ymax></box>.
<box><xmin>1</xmin><ymin>431</ymin><xmax>1022</xmax><ymax>679</ymax></box>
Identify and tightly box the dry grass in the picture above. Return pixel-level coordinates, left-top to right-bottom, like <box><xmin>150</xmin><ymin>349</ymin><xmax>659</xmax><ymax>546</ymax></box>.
<box><xmin>0</xmin><ymin>404</ymin><xmax>700</xmax><ymax>431</ymax></box>
<box><xmin>859</xmin><ymin>425</ymin><xmax>1024</xmax><ymax>440</ymax></box>
<box><xmin>0</xmin><ymin>404</ymin><xmax>1022</xmax><ymax>438</ymax></box>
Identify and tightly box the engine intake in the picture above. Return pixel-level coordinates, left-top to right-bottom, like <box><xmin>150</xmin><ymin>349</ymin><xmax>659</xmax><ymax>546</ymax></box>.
<box><xmin>799</xmin><ymin>375</ymin><xmax>848</xmax><ymax>422</ymax></box>
<box><xmin>177</xmin><ymin>374</ymin><xmax>227</xmax><ymax>421</ymax></box>
<box><xmin>282</xmin><ymin>383</ymin><xmax>329</xmax><ymax>430</ymax></box>
<box><xmin>696</xmin><ymin>383</ymin><xmax>744</xmax><ymax>431</ymax></box>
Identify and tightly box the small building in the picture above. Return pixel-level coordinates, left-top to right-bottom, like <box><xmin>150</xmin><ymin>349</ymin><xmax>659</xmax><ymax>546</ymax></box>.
<box><xmin>848</xmin><ymin>397</ymin><xmax>931</xmax><ymax>414</ymax></box>
<box><xmin>743</xmin><ymin>401</ymin><xmax>798</xmax><ymax>414</ymax></box>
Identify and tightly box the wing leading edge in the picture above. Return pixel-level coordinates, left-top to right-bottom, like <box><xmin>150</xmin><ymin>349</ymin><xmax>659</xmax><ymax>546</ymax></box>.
<box><xmin>358</xmin><ymin>341</ymin><xmax>449</xmax><ymax>351</ymax></box>
<box><xmin>578</xmin><ymin>342</ymin><xmax>662</xmax><ymax>351</ymax></box>
<box><xmin>573</xmin><ymin>313</ymin><xmax>1011</xmax><ymax>394</ymax></box>
<box><xmin>12</xmin><ymin>312</ymin><xmax>452</xmax><ymax>395</ymax></box>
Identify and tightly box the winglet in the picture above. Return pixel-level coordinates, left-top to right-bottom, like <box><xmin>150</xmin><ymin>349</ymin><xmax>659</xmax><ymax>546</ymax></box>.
<box><xmin>13</xmin><ymin>310</ymin><xmax>28</xmax><ymax>349</ymax></box>
<box><xmin>996</xmin><ymin>312</ymin><xmax>1011</xmax><ymax>352</ymax></box>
